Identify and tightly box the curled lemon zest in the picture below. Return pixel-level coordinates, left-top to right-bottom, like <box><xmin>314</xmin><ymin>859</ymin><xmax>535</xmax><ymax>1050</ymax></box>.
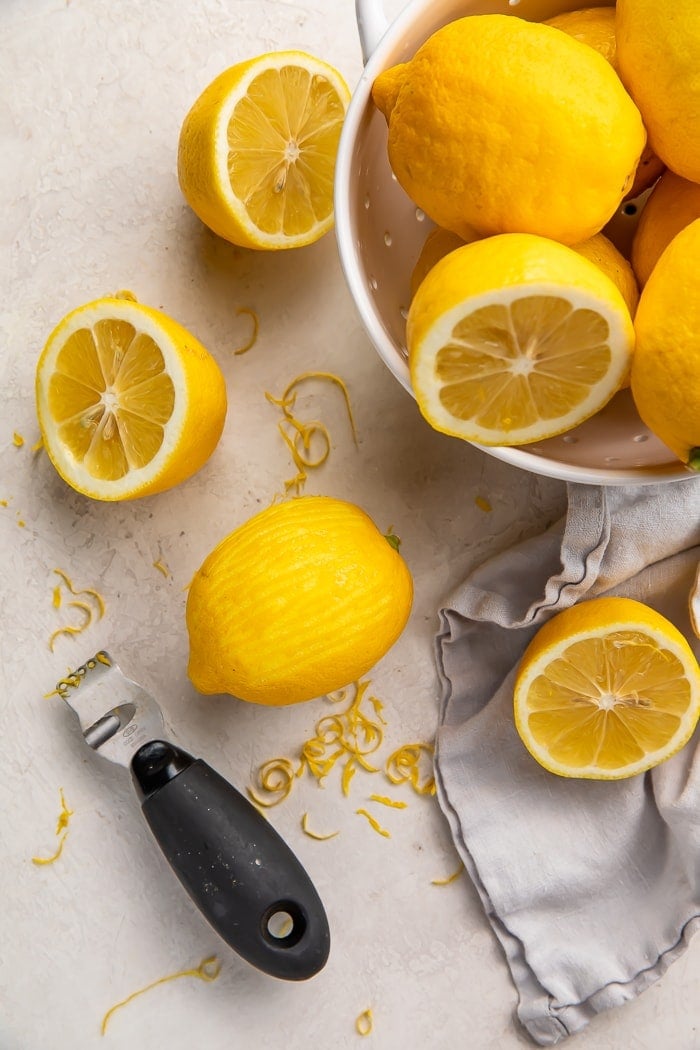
<box><xmin>341</xmin><ymin>758</ymin><xmax>356</xmax><ymax>797</ymax></box>
<box><xmin>265</xmin><ymin>371</ymin><xmax>358</xmax><ymax>494</ymax></box>
<box><xmin>356</xmin><ymin>1009</ymin><xmax>373</xmax><ymax>1036</ymax></box>
<box><xmin>369</xmin><ymin>794</ymin><xmax>407</xmax><ymax>809</ymax></box>
<box><xmin>100</xmin><ymin>955</ymin><xmax>221</xmax><ymax>1035</ymax></box>
<box><xmin>32</xmin><ymin>788</ymin><xmax>73</xmax><ymax>865</ymax></box>
<box><xmin>48</xmin><ymin>625</ymin><xmax>84</xmax><ymax>652</ymax></box>
<box><xmin>247</xmin><ymin>758</ymin><xmax>296</xmax><ymax>808</ymax></box>
<box><xmin>12</xmin><ymin>432</ymin><xmax>24</xmax><ymax>448</ymax></box>
<box><xmin>385</xmin><ymin>744</ymin><xmax>436</xmax><ymax>796</ymax></box>
<box><xmin>32</xmin><ymin>831</ymin><xmax>68</xmax><ymax>866</ymax></box>
<box><xmin>356</xmin><ymin>808</ymin><xmax>390</xmax><ymax>838</ymax></box>
<box><xmin>233</xmin><ymin>307</ymin><xmax>259</xmax><ymax>355</ymax></box>
<box><xmin>153</xmin><ymin>558</ymin><xmax>170</xmax><ymax>577</ymax></box>
<box><xmin>431</xmin><ymin>862</ymin><xmax>464</xmax><ymax>886</ymax></box>
<box><xmin>301</xmin><ymin>812</ymin><xmax>339</xmax><ymax>840</ymax></box>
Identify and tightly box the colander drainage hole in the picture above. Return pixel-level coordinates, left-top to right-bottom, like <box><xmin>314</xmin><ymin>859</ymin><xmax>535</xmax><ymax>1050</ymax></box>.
<box><xmin>562</xmin><ymin>434</ymin><xmax>578</xmax><ymax>444</ymax></box>
<box><xmin>632</xmin><ymin>433</ymin><xmax>649</xmax><ymax>443</ymax></box>
<box><xmin>384</xmin><ymin>232</ymin><xmax>393</xmax><ymax>247</ymax></box>
<box><xmin>623</xmin><ymin>203</ymin><xmax>637</xmax><ymax>216</ymax></box>
<box><xmin>369</xmin><ymin>275</ymin><xmax>378</xmax><ymax>290</ymax></box>
<box><xmin>508</xmin><ymin>0</ymin><xmax>521</xmax><ymax>6</ymax></box>
<box><xmin>364</xmin><ymin>194</ymin><xmax>370</xmax><ymax>210</ymax></box>
<box><xmin>604</xmin><ymin>456</ymin><xmax>619</xmax><ymax>464</ymax></box>
<box><xmin>400</xmin><ymin>305</ymin><xmax>409</xmax><ymax>320</ymax></box>
<box><xmin>415</xmin><ymin>208</ymin><xmax>425</xmax><ymax>222</ymax></box>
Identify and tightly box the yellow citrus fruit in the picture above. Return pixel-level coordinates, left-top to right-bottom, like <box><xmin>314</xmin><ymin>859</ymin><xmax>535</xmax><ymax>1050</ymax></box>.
<box><xmin>186</xmin><ymin>496</ymin><xmax>413</xmax><ymax>705</ymax></box>
<box><xmin>631</xmin><ymin>170</ymin><xmax>700</xmax><ymax>287</ymax></box>
<box><xmin>35</xmin><ymin>295</ymin><xmax>227</xmax><ymax>501</ymax></box>
<box><xmin>177</xmin><ymin>52</ymin><xmax>350</xmax><ymax>250</ymax></box>
<box><xmin>406</xmin><ymin>233</ymin><xmax>635</xmax><ymax>447</ymax></box>
<box><xmin>573</xmin><ymin>233</ymin><xmax>639</xmax><ymax>318</ymax></box>
<box><xmin>544</xmin><ymin>6</ymin><xmax>617</xmax><ymax>66</ymax></box>
<box><xmin>371</xmin><ymin>15</ymin><xmax>646</xmax><ymax>244</ymax></box>
<box><xmin>514</xmin><ymin>596</ymin><xmax>700</xmax><ymax>780</ymax></box>
<box><xmin>410</xmin><ymin>227</ymin><xmax>473</xmax><ymax>298</ymax></box>
<box><xmin>630</xmin><ymin>219</ymin><xmax>700</xmax><ymax>470</ymax></box>
<box><xmin>544</xmin><ymin>5</ymin><xmax>664</xmax><ymax>200</ymax></box>
<box><xmin>616</xmin><ymin>0</ymin><xmax>700</xmax><ymax>183</ymax></box>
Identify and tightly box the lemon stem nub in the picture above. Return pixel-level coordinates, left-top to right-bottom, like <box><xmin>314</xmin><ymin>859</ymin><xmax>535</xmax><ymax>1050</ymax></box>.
<box><xmin>688</xmin><ymin>448</ymin><xmax>700</xmax><ymax>472</ymax></box>
<box><xmin>384</xmin><ymin>532</ymin><xmax>401</xmax><ymax>551</ymax></box>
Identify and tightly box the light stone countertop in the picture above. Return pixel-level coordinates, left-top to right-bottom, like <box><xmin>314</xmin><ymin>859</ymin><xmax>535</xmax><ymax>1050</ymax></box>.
<box><xmin>1</xmin><ymin>1</ymin><xmax>698</xmax><ymax>1048</ymax></box>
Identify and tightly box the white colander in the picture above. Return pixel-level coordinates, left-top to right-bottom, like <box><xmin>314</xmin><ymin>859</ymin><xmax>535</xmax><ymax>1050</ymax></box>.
<box><xmin>334</xmin><ymin>0</ymin><xmax>692</xmax><ymax>486</ymax></box>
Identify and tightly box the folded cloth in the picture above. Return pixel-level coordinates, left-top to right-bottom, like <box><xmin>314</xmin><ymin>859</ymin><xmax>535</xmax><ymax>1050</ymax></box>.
<box><xmin>434</xmin><ymin>480</ymin><xmax>700</xmax><ymax>1045</ymax></box>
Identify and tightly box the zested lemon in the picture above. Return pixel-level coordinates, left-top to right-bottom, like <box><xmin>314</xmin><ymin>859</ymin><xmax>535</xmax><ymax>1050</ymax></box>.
<box><xmin>514</xmin><ymin>597</ymin><xmax>700</xmax><ymax>780</ymax></box>
<box><xmin>35</xmin><ymin>295</ymin><xmax>227</xmax><ymax>501</ymax></box>
<box><xmin>406</xmin><ymin>233</ymin><xmax>635</xmax><ymax>447</ymax></box>
<box><xmin>186</xmin><ymin>496</ymin><xmax>413</xmax><ymax>706</ymax></box>
<box><xmin>178</xmin><ymin>51</ymin><xmax>350</xmax><ymax>250</ymax></box>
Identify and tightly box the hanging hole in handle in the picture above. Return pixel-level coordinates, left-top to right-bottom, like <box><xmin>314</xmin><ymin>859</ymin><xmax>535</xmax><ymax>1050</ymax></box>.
<box><xmin>261</xmin><ymin>900</ymin><xmax>307</xmax><ymax>948</ymax></box>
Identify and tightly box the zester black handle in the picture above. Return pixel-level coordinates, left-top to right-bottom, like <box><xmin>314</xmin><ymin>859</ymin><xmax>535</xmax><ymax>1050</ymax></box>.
<box><xmin>131</xmin><ymin>740</ymin><xmax>330</xmax><ymax>981</ymax></box>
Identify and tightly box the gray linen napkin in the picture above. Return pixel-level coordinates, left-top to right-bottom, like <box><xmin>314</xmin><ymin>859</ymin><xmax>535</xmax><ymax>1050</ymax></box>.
<box><xmin>434</xmin><ymin>480</ymin><xmax>700</xmax><ymax>1045</ymax></box>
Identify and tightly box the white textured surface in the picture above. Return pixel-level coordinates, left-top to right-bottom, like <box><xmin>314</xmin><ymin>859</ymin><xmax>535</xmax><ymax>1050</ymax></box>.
<box><xmin>0</xmin><ymin>2</ymin><xmax>697</xmax><ymax>1048</ymax></box>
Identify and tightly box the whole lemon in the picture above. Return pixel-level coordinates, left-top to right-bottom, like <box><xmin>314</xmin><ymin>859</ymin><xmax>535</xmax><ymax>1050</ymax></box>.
<box><xmin>186</xmin><ymin>496</ymin><xmax>413</xmax><ymax>705</ymax></box>
<box><xmin>631</xmin><ymin>170</ymin><xmax>700</xmax><ymax>287</ymax></box>
<box><xmin>616</xmin><ymin>0</ymin><xmax>700</xmax><ymax>183</ymax></box>
<box><xmin>372</xmin><ymin>14</ymin><xmax>646</xmax><ymax>244</ymax></box>
<box><xmin>630</xmin><ymin>219</ymin><xmax>700</xmax><ymax>470</ymax></box>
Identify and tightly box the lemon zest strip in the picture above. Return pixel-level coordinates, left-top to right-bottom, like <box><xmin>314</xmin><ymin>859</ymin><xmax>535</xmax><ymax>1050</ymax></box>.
<box><xmin>32</xmin><ymin>831</ymin><xmax>68</xmax><ymax>866</ymax></box>
<box><xmin>52</xmin><ymin>586</ymin><xmax>62</xmax><ymax>609</ymax></box>
<box><xmin>356</xmin><ymin>1008</ymin><xmax>373</xmax><ymax>1036</ymax></box>
<box><xmin>100</xmin><ymin>956</ymin><xmax>221</xmax><ymax>1035</ymax></box>
<box><xmin>32</xmin><ymin>788</ymin><xmax>73</xmax><ymax>865</ymax></box>
<box><xmin>233</xmin><ymin>307</ymin><xmax>259</xmax><ymax>355</ymax></box>
<box><xmin>31</xmin><ymin>437</ymin><xmax>44</xmax><ymax>454</ymax></box>
<box><xmin>301</xmin><ymin>812</ymin><xmax>339</xmax><ymax>840</ymax></box>
<box><xmin>12</xmin><ymin>432</ymin><xmax>24</xmax><ymax>448</ymax></box>
<box><xmin>475</xmin><ymin>496</ymin><xmax>492</xmax><ymax>513</ymax></box>
<box><xmin>368</xmin><ymin>794</ymin><xmax>407</xmax><ymax>809</ymax></box>
<box><xmin>153</xmin><ymin>558</ymin><xmax>170</xmax><ymax>577</ymax></box>
<box><xmin>341</xmin><ymin>758</ymin><xmax>356</xmax><ymax>797</ymax></box>
<box><xmin>356</xmin><ymin>808</ymin><xmax>390</xmax><ymax>838</ymax></box>
<box><xmin>385</xmin><ymin>744</ymin><xmax>436</xmax><ymax>796</ymax></box>
<box><xmin>247</xmin><ymin>758</ymin><xmax>296</xmax><ymax>807</ymax></box>
<box><xmin>431</xmin><ymin>862</ymin><xmax>465</xmax><ymax>886</ymax></box>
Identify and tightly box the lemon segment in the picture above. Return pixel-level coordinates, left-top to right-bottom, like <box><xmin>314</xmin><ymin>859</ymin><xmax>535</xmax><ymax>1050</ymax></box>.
<box><xmin>178</xmin><ymin>52</ymin><xmax>350</xmax><ymax>250</ymax></box>
<box><xmin>36</xmin><ymin>297</ymin><xmax>227</xmax><ymax>501</ymax></box>
<box><xmin>186</xmin><ymin>496</ymin><xmax>413</xmax><ymax>706</ymax></box>
<box><xmin>407</xmin><ymin>234</ymin><xmax>635</xmax><ymax>447</ymax></box>
<box><xmin>514</xmin><ymin>597</ymin><xmax>700</xmax><ymax>780</ymax></box>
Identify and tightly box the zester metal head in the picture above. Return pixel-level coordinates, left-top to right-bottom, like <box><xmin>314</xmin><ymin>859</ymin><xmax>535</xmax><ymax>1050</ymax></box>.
<box><xmin>55</xmin><ymin>651</ymin><xmax>165</xmax><ymax>768</ymax></box>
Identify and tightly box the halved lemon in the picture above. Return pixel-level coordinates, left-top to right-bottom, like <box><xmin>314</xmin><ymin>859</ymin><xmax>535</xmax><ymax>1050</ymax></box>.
<box><xmin>35</xmin><ymin>295</ymin><xmax>227</xmax><ymax>501</ymax></box>
<box><xmin>514</xmin><ymin>597</ymin><xmax>700</xmax><ymax>780</ymax></box>
<box><xmin>177</xmin><ymin>52</ymin><xmax>350</xmax><ymax>250</ymax></box>
<box><xmin>406</xmin><ymin>233</ymin><xmax>635</xmax><ymax>446</ymax></box>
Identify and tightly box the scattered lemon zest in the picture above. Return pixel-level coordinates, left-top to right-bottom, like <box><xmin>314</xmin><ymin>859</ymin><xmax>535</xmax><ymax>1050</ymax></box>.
<box><xmin>341</xmin><ymin>758</ymin><xmax>356</xmax><ymax>797</ymax></box>
<box><xmin>301</xmin><ymin>812</ymin><xmax>340</xmax><ymax>840</ymax></box>
<box><xmin>32</xmin><ymin>788</ymin><xmax>73</xmax><ymax>865</ymax></box>
<box><xmin>100</xmin><ymin>955</ymin><xmax>221</xmax><ymax>1035</ymax></box>
<box><xmin>12</xmin><ymin>432</ymin><xmax>24</xmax><ymax>448</ymax></box>
<box><xmin>0</xmin><ymin>499</ymin><xmax>7</xmax><ymax>507</ymax></box>
<box><xmin>369</xmin><ymin>696</ymin><xmax>387</xmax><ymax>725</ymax></box>
<box><xmin>265</xmin><ymin>371</ymin><xmax>358</xmax><ymax>495</ymax></box>
<box><xmin>53</xmin><ymin>568</ymin><xmax>106</xmax><ymax>619</ymax></box>
<box><xmin>31</xmin><ymin>437</ymin><xmax>44</xmax><ymax>454</ymax></box>
<box><xmin>356</xmin><ymin>808</ymin><xmax>391</xmax><ymax>838</ymax></box>
<box><xmin>48</xmin><ymin>570</ymin><xmax>106</xmax><ymax>650</ymax></box>
<box><xmin>17</xmin><ymin>519</ymin><xmax>26</xmax><ymax>528</ymax></box>
<box><xmin>356</xmin><ymin>1009</ymin><xmax>373</xmax><ymax>1037</ymax></box>
<box><xmin>52</xmin><ymin>586</ymin><xmax>62</xmax><ymax>609</ymax></box>
<box><xmin>475</xmin><ymin>496</ymin><xmax>492</xmax><ymax>513</ymax></box>
<box><xmin>32</xmin><ymin>831</ymin><xmax>68</xmax><ymax>866</ymax></box>
<box><xmin>153</xmin><ymin>558</ymin><xmax>170</xmax><ymax>578</ymax></box>
<box><xmin>233</xmin><ymin>307</ymin><xmax>259</xmax><ymax>355</ymax></box>
<box><xmin>369</xmin><ymin>794</ymin><xmax>407</xmax><ymax>809</ymax></box>
<box><xmin>247</xmin><ymin>758</ymin><xmax>296</xmax><ymax>808</ymax></box>
<box><xmin>431</xmin><ymin>862</ymin><xmax>465</xmax><ymax>886</ymax></box>
<box><xmin>385</xmin><ymin>744</ymin><xmax>436</xmax><ymax>796</ymax></box>
<box><xmin>48</xmin><ymin>624</ymin><xmax>84</xmax><ymax>652</ymax></box>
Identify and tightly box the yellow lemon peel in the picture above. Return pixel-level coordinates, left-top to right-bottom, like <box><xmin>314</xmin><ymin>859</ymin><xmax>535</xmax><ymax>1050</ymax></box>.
<box><xmin>301</xmin><ymin>812</ymin><xmax>340</xmax><ymax>841</ymax></box>
<box><xmin>101</xmin><ymin>956</ymin><xmax>221</xmax><ymax>1035</ymax></box>
<box><xmin>356</xmin><ymin>1009</ymin><xmax>373</xmax><ymax>1036</ymax></box>
<box><xmin>431</xmin><ymin>862</ymin><xmax>464</xmax><ymax>886</ymax></box>
<box><xmin>368</xmin><ymin>794</ymin><xmax>407</xmax><ymax>809</ymax></box>
<box><xmin>153</xmin><ymin>558</ymin><xmax>170</xmax><ymax>578</ymax></box>
<box><xmin>233</xmin><ymin>307</ymin><xmax>259</xmax><ymax>355</ymax></box>
<box><xmin>247</xmin><ymin>758</ymin><xmax>296</xmax><ymax>808</ymax></box>
<box><xmin>47</xmin><ymin>569</ymin><xmax>106</xmax><ymax>651</ymax></box>
<box><xmin>32</xmin><ymin>788</ymin><xmax>73</xmax><ymax>866</ymax></box>
<box><xmin>356</xmin><ymin>808</ymin><xmax>391</xmax><ymax>838</ymax></box>
<box><xmin>31</xmin><ymin>437</ymin><xmax>44</xmax><ymax>454</ymax></box>
<box><xmin>265</xmin><ymin>372</ymin><xmax>358</xmax><ymax>495</ymax></box>
<box><xmin>475</xmin><ymin>496</ymin><xmax>492</xmax><ymax>513</ymax></box>
<box><xmin>385</xmin><ymin>744</ymin><xmax>436</xmax><ymax>796</ymax></box>
<box><xmin>12</xmin><ymin>432</ymin><xmax>25</xmax><ymax>447</ymax></box>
